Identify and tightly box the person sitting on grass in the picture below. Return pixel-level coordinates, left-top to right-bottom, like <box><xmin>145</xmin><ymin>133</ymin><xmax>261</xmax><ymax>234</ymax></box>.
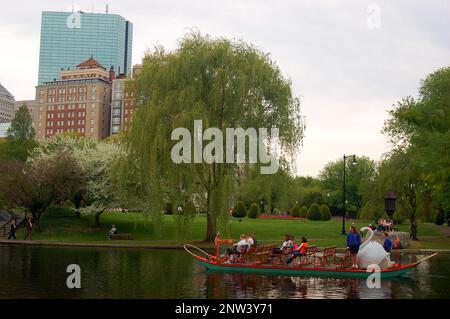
<box><xmin>346</xmin><ymin>224</ymin><xmax>361</xmax><ymax>269</ymax></box>
<box><xmin>108</xmin><ymin>225</ymin><xmax>118</xmax><ymax>240</ymax></box>
<box><xmin>286</xmin><ymin>237</ymin><xmax>309</xmax><ymax>264</ymax></box>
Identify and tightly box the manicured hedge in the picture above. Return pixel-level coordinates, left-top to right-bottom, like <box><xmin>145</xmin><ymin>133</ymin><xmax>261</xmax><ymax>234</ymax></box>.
<box><xmin>291</xmin><ymin>204</ymin><xmax>300</xmax><ymax>217</ymax></box>
<box><xmin>320</xmin><ymin>204</ymin><xmax>332</xmax><ymax>221</ymax></box>
<box><xmin>307</xmin><ymin>203</ymin><xmax>321</xmax><ymax>221</ymax></box>
<box><xmin>233</xmin><ymin>201</ymin><xmax>247</xmax><ymax>218</ymax></box>
<box><xmin>247</xmin><ymin>203</ymin><xmax>259</xmax><ymax>219</ymax></box>
<box><xmin>299</xmin><ymin>206</ymin><xmax>308</xmax><ymax>218</ymax></box>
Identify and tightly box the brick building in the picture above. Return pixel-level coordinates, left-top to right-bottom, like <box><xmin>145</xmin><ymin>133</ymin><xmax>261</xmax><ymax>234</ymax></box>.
<box><xmin>34</xmin><ymin>57</ymin><xmax>114</xmax><ymax>140</ymax></box>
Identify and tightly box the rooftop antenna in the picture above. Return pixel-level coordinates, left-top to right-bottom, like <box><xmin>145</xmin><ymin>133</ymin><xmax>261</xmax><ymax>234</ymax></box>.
<box><xmin>71</xmin><ymin>1</ymin><xmax>74</xmax><ymax>13</ymax></box>
<box><xmin>91</xmin><ymin>0</ymin><xmax>94</xmax><ymax>13</ymax></box>
<box><xmin>106</xmin><ymin>3</ymin><xmax>109</xmax><ymax>14</ymax></box>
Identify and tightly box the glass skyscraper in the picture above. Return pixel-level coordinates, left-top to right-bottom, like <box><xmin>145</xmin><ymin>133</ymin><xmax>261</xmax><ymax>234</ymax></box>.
<box><xmin>38</xmin><ymin>11</ymin><xmax>133</xmax><ymax>85</ymax></box>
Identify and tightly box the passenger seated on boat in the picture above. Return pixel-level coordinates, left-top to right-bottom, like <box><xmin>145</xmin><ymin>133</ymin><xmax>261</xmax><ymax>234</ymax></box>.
<box><xmin>272</xmin><ymin>234</ymin><xmax>294</xmax><ymax>255</ymax></box>
<box><xmin>226</xmin><ymin>234</ymin><xmax>250</xmax><ymax>259</ymax></box>
<box><xmin>246</xmin><ymin>234</ymin><xmax>256</xmax><ymax>247</ymax></box>
<box><xmin>286</xmin><ymin>237</ymin><xmax>309</xmax><ymax>264</ymax></box>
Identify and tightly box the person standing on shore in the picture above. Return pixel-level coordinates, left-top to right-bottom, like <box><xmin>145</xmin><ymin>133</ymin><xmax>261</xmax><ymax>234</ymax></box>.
<box><xmin>8</xmin><ymin>219</ymin><xmax>17</xmax><ymax>240</ymax></box>
<box><xmin>24</xmin><ymin>218</ymin><xmax>33</xmax><ymax>240</ymax></box>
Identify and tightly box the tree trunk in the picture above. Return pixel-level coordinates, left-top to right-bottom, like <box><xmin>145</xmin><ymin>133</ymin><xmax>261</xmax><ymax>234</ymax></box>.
<box><xmin>204</xmin><ymin>190</ymin><xmax>216</xmax><ymax>242</ymax></box>
<box><xmin>409</xmin><ymin>215</ymin><xmax>418</xmax><ymax>240</ymax></box>
<box><xmin>31</xmin><ymin>211</ymin><xmax>41</xmax><ymax>231</ymax></box>
<box><xmin>95</xmin><ymin>210</ymin><xmax>104</xmax><ymax>229</ymax></box>
<box><xmin>205</xmin><ymin>212</ymin><xmax>216</xmax><ymax>242</ymax></box>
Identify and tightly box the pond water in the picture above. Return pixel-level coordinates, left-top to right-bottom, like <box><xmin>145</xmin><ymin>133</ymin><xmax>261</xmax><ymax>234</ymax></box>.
<box><xmin>1</xmin><ymin>244</ymin><xmax>449</xmax><ymax>299</ymax></box>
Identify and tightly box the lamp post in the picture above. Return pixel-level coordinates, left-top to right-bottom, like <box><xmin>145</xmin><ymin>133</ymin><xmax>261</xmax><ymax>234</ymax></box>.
<box><xmin>342</xmin><ymin>154</ymin><xmax>357</xmax><ymax>235</ymax></box>
<box><xmin>384</xmin><ymin>190</ymin><xmax>397</xmax><ymax>220</ymax></box>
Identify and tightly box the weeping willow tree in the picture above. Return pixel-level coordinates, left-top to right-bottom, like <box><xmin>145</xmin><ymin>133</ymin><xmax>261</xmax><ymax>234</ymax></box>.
<box><xmin>126</xmin><ymin>32</ymin><xmax>304</xmax><ymax>241</ymax></box>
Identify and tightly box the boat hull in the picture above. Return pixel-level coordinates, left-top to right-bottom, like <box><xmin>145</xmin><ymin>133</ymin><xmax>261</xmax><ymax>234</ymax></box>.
<box><xmin>196</xmin><ymin>257</ymin><xmax>417</xmax><ymax>279</ymax></box>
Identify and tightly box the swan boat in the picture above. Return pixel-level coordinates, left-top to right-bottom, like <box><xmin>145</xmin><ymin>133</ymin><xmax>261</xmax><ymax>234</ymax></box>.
<box><xmin>185</xmin><ymin>229</ymin><xmax>438</xmax><ymax>279</ymax></box>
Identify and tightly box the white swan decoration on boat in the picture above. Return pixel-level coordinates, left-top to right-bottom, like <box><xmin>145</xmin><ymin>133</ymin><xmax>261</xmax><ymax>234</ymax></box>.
<box><xmin>357</xmin><ymin>227</ymin><xmax>394</xmax><ymax>269</ymax></box>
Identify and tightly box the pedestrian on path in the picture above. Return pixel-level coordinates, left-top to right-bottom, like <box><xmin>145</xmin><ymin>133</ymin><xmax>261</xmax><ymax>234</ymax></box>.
<box><xmin>24</xmin><ymin>218</ymin><xmax>33</xmax><ymax>240</ymax></box>
<box><xmin>8</xmin><ymin>219</ymin><xmax>17</xmax><ymax>240</ymax></box>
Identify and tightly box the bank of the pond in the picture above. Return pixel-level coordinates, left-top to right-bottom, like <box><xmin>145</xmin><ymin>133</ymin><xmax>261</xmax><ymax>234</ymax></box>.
<box><xmin>4</xmin><ymin>210</ymin><xmax>450</xmax><ymax>249</ymax></box>
<box><xmin>1</xmin><ymin>239</ymin><xmax>450</xmax><ymax>254</ymax></box>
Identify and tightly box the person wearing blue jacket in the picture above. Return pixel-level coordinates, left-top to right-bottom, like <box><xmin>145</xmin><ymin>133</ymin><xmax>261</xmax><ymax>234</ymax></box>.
<box><xmin>383</xmin><ymin>232</ymin><xmax>393</xmax><ymax>252</ymax></box>
<box><xmin>346</xmin><ymin>224</ymin><xmax>361</xmax><ymax>269</ymax></box>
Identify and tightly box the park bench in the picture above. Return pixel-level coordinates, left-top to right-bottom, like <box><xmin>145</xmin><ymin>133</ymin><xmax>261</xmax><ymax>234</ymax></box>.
<box><xmin>335</xmin><ymin>248</ymin><xmax>352</xmax><ymax>269</ymax></box>
<box><xmin>314</xmin><ymin>246</ymin><xmax>336</xmax><ymax>267</ymax></box>
<box><xmin>110</xmin><ymin>233</ymin><xmax>133</xmax><ymax>240</ymax></box>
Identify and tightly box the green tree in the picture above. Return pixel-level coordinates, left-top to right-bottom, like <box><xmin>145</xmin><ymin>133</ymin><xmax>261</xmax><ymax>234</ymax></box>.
<box><xmin>383</xmin><ymin>66</ymin><xmax>450</xmax><ymax>231</ymax></box>
<box><xmin>0</xmin><ymin>152</ymin><xmax>84</xmax><ymax>227</ymax></box>
<box><xmin>7</xmin><ymin>103</ymin><xmax>34</xmax><ymax>140</ymax></box>
<box><xmin>307</xmin><ymin>203</ymin><xmax>321</xmax><ymax>221</ymax></box>
<box><xmin>125</xmin><ymin>32</ymin><xmax>305</xmax><ymax>241</ymax></box>
<box><xmin>174</xmin><ymin>201</ymin><xmax>197</xmax><ymax>239</ymax></box>
<box><xmin>29</xmin><ymin>135</ymin><xmax>123</xmax><ymax>227</ymax></box>
<box><xmin>0</xmin><ymin>104</ymin><xmax>37</xmax><ymax>162</ymax></box>
<box><xmin>319</xmin><ymin>156</ymin><xmax>376</xmax><ymax>217</ymax></box>
<box><xmin>376</xmin><ymin>149</ymin><xmax>422</xmax><ymax>240</ymax></box>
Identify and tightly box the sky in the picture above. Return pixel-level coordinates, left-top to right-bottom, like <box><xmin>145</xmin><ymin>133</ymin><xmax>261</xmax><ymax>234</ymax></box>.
<box><xmin>0</xmin><ymin>0</ymin><xmax>449</xmax><ymax>176</ymax></box>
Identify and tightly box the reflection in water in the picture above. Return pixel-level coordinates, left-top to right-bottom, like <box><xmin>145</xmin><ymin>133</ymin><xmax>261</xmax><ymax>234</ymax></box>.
<box><xmin>0</xmin><ymin>244</ymin><xmax>449</xmax><ymax>299</ymax></box>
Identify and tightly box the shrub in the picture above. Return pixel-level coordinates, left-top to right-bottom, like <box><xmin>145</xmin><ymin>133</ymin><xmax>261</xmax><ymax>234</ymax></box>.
<box><xmin>232</xmin><ymin>201</ymin><xmax>247</xmax><ymax>218</ymax></box>
<box><xmin>320</xmin><ymin>204</ymin><xmax>331</xmax><ymax>221</ymax></box>
<box><xmin>247</xmin><ymin>203</ymin><xmax>259</xmax><ymax>219</ymax></box>
<box><xmin>435</xmin><ymin>211</ymin><xmax>445</xmax><ymax>225</ymax></box>
<box><xmin>299</xmin><ymin>206</ymin><xmax>308</xmax><ymax>218</ymax></box>
<box><xmin>291</xmin><ymin>204</ymin><xmax>300</xmax><ymax>217</ymax></box>
<box><xmin>63</xmin><ymin>200</ymin><xmax>75</xmax><ymax>209</ymax></box>
<box><xmin>307</xmin><ymin>203</ymin><xmax>322</xmax><ymax>221</ymax></box>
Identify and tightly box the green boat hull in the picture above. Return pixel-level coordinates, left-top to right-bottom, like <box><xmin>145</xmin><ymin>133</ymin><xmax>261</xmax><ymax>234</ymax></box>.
<box><xmin>198</xmin><ymin>259</ymin><xmax>417</xmax><ymax>279</ymax></box>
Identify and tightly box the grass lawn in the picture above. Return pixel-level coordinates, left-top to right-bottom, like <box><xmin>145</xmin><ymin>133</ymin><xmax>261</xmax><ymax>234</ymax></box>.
<box><xmin>10</xmin><ymin>208</ymin><xmax>450</xmax><ymax>249</ymax></box>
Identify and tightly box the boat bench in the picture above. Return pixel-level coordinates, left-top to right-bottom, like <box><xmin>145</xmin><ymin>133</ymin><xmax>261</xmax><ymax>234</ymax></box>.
<box><xmin>252</xmin><ymin>245</ymin><xmax>275</xmax><ymax>264</ymax></box>
<box><xmin>314</xmin><ymin>246</ymin><xmax>336</xmax><ymax>267</ymax></box>
<box><xmin>110</xmin><ymin>234</ymin><xmax>133</xmax><ymax>240</ymax></box>
<box><xmin>273</xmin><ymin>247</ymin><xmax>294</xmax><ymax>264</ymax></box>
<box><xmin>296</xmin><ymin>245</ymin><xmax>317</xmax><ymax>266</ymax></box>
<box><xmin>335</xmin><ymin>248</ymin><xmax>352</xmax><ymax>268</ymax></box>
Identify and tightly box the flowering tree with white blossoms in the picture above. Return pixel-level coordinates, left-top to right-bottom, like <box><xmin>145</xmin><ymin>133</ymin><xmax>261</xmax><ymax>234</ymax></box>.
<box><xmin>29</xmin><ymin>134</ymin><xmax>124</xmax><ymax>227</ymax></box>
